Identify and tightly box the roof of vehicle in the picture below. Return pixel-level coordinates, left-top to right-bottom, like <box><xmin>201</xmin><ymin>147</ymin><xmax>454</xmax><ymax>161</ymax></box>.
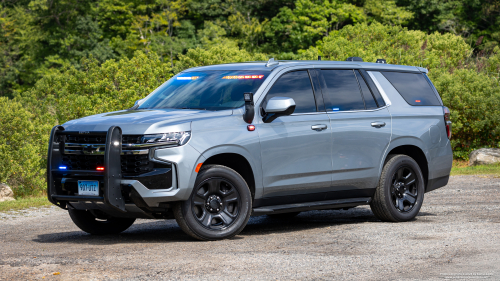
<box><xmin>183</xmin><ymin>60</ymin><xmax>428</xmax><ymax>73</ymax></box>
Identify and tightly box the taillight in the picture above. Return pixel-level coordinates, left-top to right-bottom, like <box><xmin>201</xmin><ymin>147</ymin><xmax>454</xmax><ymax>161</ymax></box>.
<box><xmin>443</xmin><ymin>106</ymin><xmax>452</xmax><ymax>139</ymax></box>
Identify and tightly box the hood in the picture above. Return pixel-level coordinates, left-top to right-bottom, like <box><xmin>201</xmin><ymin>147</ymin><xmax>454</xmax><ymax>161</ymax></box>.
<box><xmin>62</xmin><ymin>108</ymin><xmax>233</xmax><ymax>134</ymax></box>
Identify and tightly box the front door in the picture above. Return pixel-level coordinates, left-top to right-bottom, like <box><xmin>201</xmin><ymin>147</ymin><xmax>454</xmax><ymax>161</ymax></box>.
<box><xmin>257</xmin><ymin>70</ymin><xmax>332</xmax><ymax>206</ymax></box>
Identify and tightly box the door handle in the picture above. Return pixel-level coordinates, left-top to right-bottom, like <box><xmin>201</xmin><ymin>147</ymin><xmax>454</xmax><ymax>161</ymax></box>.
<box><xmin>311</xmin><ymin>124</ymin><xmax>328</xmax><ymax>131</ymax></box>
<box><xmin>371</xmin><ymin>121</ymin><xmax>386</xmax><ymax>128</ymax></box>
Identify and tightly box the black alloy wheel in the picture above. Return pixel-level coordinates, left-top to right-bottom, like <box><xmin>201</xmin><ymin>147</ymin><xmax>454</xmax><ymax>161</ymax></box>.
<box><xmin>191</xmin><ymin>177</ymin><xmax>241</xmax><ymax>230</ymax></box>
<box><xmin>390</xmin><ymin>165</ymin><xmax>418</xmax><ymax>213</ymax></box>
<box><xmin>370</xmin><ymin>154</ymin><xmax>425</xmax><ymax>222</ymax></box>
<box><xmin>173</xmin><ymin>165</ymin><xmax>252</xmax><ymax>241</ymax></box>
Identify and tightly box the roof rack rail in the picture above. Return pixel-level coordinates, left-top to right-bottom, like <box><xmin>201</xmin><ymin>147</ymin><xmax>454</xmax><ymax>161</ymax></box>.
<box><xmin>346</xmin><ymin>57</ymin><xmax>363</xmax><ymax>62</ymax></box>
<box><xmin>266</xmin><ymin>58</ymin><xmax>279</xmax><ymax>67</ymax></box>
<box><xmin>376</xmin><ymin>59</ymin><xmax>387</xmax><ymax>64</ymax></box>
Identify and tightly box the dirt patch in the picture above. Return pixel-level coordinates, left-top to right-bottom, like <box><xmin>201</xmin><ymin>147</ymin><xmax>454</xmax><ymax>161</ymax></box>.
<box><xmin>0</xmin><ymin>175</ymin><xmax>499</xmax><ymax>280</ymax></box>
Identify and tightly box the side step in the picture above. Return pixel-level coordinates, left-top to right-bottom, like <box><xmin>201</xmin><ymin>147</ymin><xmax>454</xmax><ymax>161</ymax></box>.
<box><xmin>252</xmin><ymin>197</ymin><xmax>371</xmax><ymax>216</ymax></box>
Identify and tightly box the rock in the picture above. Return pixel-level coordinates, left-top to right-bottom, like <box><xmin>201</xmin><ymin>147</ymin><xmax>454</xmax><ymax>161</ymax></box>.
<box><xmin>469</xmin><ymin>148</ymin><xmax>500</xmax><ymax>166</ymax></box>
<box><xmin>0</xmin><ymin>183</ymin><xmax>15</xmax><ymax>202</ymax></box>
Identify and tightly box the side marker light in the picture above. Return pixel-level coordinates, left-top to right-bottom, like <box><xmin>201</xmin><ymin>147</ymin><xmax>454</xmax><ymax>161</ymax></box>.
<box><xmin>96</xmin><ymin>167</ymin><xmax>105</xmax><ymax>171</ymax></box>
<box><xmin>415</xmin><ymin>100</ymin><xmax>421</xmax><ymax>103</ymax></box>
<box><xmin>247</xmin><ymin>125</ymin><xmax>256</xmax><ymax>131</ymax></box>
<box><xmin>59</xmin><ymin>166</ymin><xmax>67</xmax><ymax>170</ymax></box>
<box><xmin>195</xmin><ymin>163</ymin><xmax>203</xmax><ymax>173</ymax></box>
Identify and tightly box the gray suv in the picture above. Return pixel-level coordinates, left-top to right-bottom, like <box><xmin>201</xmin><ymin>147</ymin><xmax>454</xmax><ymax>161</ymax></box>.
<box><xmin>47</xmin><ymin>58</ymin><xmax>453</xmax><ymax>240</ymax></box>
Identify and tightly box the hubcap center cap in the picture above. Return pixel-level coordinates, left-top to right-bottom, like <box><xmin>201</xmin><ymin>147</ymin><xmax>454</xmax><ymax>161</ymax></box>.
<box><xmin>206</xmin><ymin>195</ymin><xmax>223</xmax><ymax>213</ymax></box>
<box><xmin>395</xmin><ymin>182</ymin><xmax>405</xmax><ymax>196</ymax></box>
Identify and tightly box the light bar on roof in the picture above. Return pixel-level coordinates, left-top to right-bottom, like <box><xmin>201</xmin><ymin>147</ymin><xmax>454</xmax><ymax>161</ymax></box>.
<box><xmin>222</xmin><ymin>75</ymin><xmax>264</xmax><ymax>80</ymax></box>
<box><xmin>177</xmin><ymin>76</ymin><xmax>200</xmax><ymax>80</ymax></box>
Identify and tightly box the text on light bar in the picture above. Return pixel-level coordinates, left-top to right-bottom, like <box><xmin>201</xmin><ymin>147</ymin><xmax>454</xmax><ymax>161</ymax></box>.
<box><xmin>222</xmin><ymin>75</ymin><xmax>264</xmax><ymax>80</ymax></box>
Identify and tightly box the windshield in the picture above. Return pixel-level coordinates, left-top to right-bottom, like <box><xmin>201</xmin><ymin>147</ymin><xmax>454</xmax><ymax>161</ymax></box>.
<box><xmin>138</xmin><ymin>71</ymin><xmax>269</xmax><ymax>111</ymax></box>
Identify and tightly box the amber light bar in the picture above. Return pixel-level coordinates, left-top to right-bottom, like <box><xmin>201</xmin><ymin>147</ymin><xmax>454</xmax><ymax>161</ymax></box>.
<box><xmin>222</xmin><ymin>75</ymin><xmax>264</xmax><ymax>80</ymax></box>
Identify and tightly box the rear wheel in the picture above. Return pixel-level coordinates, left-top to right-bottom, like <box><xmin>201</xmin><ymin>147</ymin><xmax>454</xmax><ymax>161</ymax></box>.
<box><xmin>370</xmin><ymin>154</ymin><xmax>425</xmax><ymax>222</ymax></box>
<box><xmin>68</xmin><ymin>209</ymin><xmax>135</xmax><ymax>235</ymax></box>
<box><xmin>173</xmin><ymin>165</ymin><xmax>252</xmax><ymax>241</ymax></box>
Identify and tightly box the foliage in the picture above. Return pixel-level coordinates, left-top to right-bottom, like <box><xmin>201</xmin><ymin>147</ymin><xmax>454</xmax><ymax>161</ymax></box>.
<box><xmin>1</xmin><ymin>0</ymin><xmax>500</xmax><ymax>196</ymax></box>
<box><xmin>0</xmin><ymin>98</ymin><xmax>50</xmax><ymax>197</ymax></box>
<box><xmin>17</xmin><ymin>51</ymin><xmax>173</xmax><ymax>126</ymax></box>
<box><xmin>299</xmin><ymin>22</ymin><xmax>472</xmax><ymax>70</ymax></box>
<box><xmin>174</xmin><ymin>45</ymin><xmax>268</xmax><ymax>73</ymax></box>
<box><xmin>396</xmin><ymin>0</ymin><xmax>500</xmax><ymax>52</ymax></box>
<box><xmin>431</xmin><ymin>69</ymin><xmax>500</xmax><ymax>159</ymax></box>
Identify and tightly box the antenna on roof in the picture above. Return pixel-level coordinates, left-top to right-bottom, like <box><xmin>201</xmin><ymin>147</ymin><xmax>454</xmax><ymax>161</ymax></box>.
<box><xmin>266</xmin><ymin>58</ymin><xmax>279</xmax><ymax>67</ymax></box>
<box><xmin>318</xmin><ymin>56</ymin><xmax>322</xmax><ymax>61</ymax></box>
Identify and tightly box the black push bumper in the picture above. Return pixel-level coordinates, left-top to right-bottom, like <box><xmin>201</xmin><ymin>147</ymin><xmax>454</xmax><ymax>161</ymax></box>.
<box><xmin>47</xmin><ymin>125</ymin><xmax>126</xmax><ymax>212</ymax></box>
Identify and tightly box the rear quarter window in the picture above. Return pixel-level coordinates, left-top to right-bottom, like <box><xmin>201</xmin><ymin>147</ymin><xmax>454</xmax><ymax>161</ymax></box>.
<box><xmin>381</xmin><ymin>72</ymin><xmax>441</xmax><ymax>106</ymax></box>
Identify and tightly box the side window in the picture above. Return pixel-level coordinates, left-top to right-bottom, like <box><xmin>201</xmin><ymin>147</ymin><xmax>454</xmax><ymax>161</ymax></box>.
<box><xmin>321</xmin><ymin>69</ymin><xmax>365</xmax><ymax>111</ymax></box>
<box><xmin>360</xmin><ymin>69</ymin><xmax>386</xmax><ymax>107</ymax></box>
<box><xmin>355</xmin><ymin>71</ymin><xmax>378</xmax><ymax>110</ymax></box>
<box><xmin>381</xmin><ymin>72</ymin><xmax>441</xmax><ymax>106</ymax></box>
<box><xmin>264</xmin><ymin>70</ymin><xmax>317</xmax><ymax>114</ymax></box>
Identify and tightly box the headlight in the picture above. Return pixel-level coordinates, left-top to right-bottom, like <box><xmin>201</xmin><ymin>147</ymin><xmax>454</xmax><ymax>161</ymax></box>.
<box><xmin>140</xmin><ymin>131</ymin><xmax>191</xmax><ymax>146</ymax></box>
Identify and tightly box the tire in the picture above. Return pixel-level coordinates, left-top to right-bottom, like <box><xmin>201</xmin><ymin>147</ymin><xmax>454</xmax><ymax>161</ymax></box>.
<box><xmin>68</xmin><ymin>209</ymin><xmax>135</xmax><ymax>235</ymax></box>
<box><xmin>173</xmin><ymin>165</ymin><xmax>252</xmax><ymax>241</ymax></box>
<box><xmin>370</xmin><ymin>154</ymin><xmax>425</xmax><ymax>222</ymax></box>
<box><xmin>267</xmin><ymin>212</ymin><xmax>301</xmax><ymax>219</ymax></box>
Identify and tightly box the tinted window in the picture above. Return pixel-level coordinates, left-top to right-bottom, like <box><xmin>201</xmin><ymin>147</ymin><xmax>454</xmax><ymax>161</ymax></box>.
<box><xmin>264</xmin><ymin>71</ymin><xmax>317</xmax><ymax>113</ymax></box>
<box><xmin>360</xmin><ymin>70</ymin><xmax>385</xmax><ymax>107</ymax></box>
<box><xmin>139</xmin><ymin>71</ymin><xmax>268</xmax><ymax>111</ymax></box>
<box><xmin>321</xmin><ymin>70</ymin><xmax>365</xmax><ymax>111</ymax></box>
<box><xmin>381</xmin><ymin>72</ymin><xmax>440</xmax><ymax>106</ymax></box>
<box><xmin>355</xmin><ymin>71</ymin><xmax>378</xmax><ymax>109</ymax></box>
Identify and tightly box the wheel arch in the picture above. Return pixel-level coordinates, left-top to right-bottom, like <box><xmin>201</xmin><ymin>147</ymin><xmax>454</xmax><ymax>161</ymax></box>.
<box><xmin>384</xmin><ymin>144</ymin><xmax>429</xmax><ymax>187</ymax></box>
<box><xmin>196</xmin><ymin>146</ymin><xmax>261</xmax><ymax>200</ymax></box>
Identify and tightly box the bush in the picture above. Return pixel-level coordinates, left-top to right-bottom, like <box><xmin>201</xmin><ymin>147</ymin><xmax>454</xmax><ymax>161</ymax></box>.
<box><xmin>0</xmin><ymin>97</ymin><xmax>50</xmax><ymax>197</ymax></box>
<box><xmin>299</xmin><ymin>22</ymin><xmax>472</xmax><ymax>70</ymax></box>
<box><xmin>431</xmin><ymin>69</ymin><xmax>500</xmax><ymax>159</ymax></box>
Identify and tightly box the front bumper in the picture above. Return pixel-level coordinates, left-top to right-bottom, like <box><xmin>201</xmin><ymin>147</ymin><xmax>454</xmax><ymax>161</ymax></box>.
<box><xmin>47</xmin><ymin>125</ymin><xmax>200</xmax><ymax>216</ymax></box>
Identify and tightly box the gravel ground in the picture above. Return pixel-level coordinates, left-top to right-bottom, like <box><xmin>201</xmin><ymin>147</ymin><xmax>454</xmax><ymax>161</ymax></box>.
<box><xmin>1</xmin><ymin>175</ymin><xmax>499</xmax><ymax>280</ymax></box>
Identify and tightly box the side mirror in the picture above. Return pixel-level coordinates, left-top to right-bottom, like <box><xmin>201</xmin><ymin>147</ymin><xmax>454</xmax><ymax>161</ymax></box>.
<box><xmin>262</xmin><ymin>97</ymin><xmax>296</xmax><ymax>123</ymax></box>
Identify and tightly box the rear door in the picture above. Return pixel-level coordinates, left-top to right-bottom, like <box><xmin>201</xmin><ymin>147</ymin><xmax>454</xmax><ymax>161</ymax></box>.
<box><xmin>318</xmin><ymin>69</ymin><xmax>392</xmax><ymax>197</ymax></box>
<box><xmin>257</xmin><ymin>69</ymin><xmax>332</xmax><ymax>205</ymax></box>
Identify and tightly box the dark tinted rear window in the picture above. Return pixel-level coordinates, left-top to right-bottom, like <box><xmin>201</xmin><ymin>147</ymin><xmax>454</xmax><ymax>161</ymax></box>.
<box><xmin>381</xmin><ymin>72</ymin><xmax>440</xmax><ymax>106</ymax></box>
<box><xmin>321</xmin><ymin>70</ymin><xmax>365</xmax><ymax>111</ymax></box>
<box><xmin>264</xmin><ymin>70</ymin><xmax>317</xmax><ymax>113</ymax></box>
<box><xmin>355</xmin><ymin>71</ymin><xmax>378</xmax><ymax>109</ymax></box>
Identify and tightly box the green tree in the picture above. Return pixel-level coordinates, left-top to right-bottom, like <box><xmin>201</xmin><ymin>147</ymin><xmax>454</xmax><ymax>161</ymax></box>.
<box><xmin>264</xmin><ymin>0</ymin><xmax>366</xmax><ymax>52</ymax></box>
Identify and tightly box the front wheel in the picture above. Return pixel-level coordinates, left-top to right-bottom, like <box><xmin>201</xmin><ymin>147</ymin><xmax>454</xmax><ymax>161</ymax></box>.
<box><xmin>370</xmin><ymin>154</ymin><xmax>425</xmax><ymax>222</ymax></box>
<box><xmin>173</xmin><ymin>165</ymin><xmax>252</xmax><ymax>241</ymax></box>
<box><xmin>68</xmin><ymin>209</ymin><xmax>135</xmax><ymax>235</ymax></box>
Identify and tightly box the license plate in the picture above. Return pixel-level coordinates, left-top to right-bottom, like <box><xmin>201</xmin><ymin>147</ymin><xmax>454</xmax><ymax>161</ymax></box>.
<box><xmin>78</xmin><ymin>180</ymin><xmax>99</xmax><ymax>196</ymax></box>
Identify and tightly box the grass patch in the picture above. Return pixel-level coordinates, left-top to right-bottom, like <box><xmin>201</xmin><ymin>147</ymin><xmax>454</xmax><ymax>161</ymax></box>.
<box><xmin>0</xmin><ymin>196</ymin><xmax>51</xmax><ymax>212</ymax></box>
<box><xmin>451</xmin><ymin>160</ymin><xmax>500</xmax><ymax>176</ymax></box>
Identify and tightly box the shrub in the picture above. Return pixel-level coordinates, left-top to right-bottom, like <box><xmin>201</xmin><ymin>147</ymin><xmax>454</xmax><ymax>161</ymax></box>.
<box><xmin>431</xmin><ymin>69</ymin><xmax>500</xmax><ymax>159</ymax></box>
<box><xmin>0</xmin><ymin>97</ymin><xmax>50</xmax><ymax>197</ymax></box>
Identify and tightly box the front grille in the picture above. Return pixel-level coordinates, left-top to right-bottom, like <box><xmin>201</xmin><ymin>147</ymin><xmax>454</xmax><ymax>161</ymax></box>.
<box><xmin>60</xmin><ymin>133</ymin><xmax>153</xmax><ymax>176</ymax></box>
<box><xmin>64</xmin><ymin>134</ymin><xmax>144</xmax><ymax>144</ymax></box>
<box><xmin>61</xmin><ymin>154</ymin><xmax>153</xmax><ymax>176</ymax></box>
